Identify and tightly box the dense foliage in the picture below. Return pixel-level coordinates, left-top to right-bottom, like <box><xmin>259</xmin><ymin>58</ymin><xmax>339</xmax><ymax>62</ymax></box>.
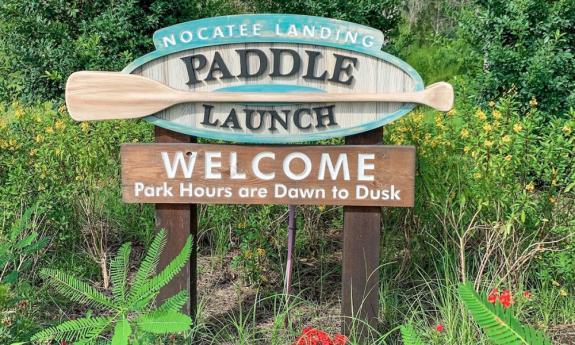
<box><xmin>0</xmin><ymin>0</ymin><xmax>243</xmax><ymax>101</ymax></box>
<box><xmin>459</xmin><ymin>0</ymin><xmax>575</xmax><ymax>115</ymax></box>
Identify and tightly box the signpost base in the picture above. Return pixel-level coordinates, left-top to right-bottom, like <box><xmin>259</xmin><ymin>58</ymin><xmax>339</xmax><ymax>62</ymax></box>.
<box><xmin>154</xmin><ymin>126</ymin><xmax>197</xmax><ymax>317</ymax></box>
<box><xmin>342</xmin><ymin>127</ymin><xmax>383</xmax><ymax>338</ymax></box>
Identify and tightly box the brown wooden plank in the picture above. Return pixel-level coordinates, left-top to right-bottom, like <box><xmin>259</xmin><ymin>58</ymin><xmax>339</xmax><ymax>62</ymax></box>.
<box><xmin>342</xmin><ymin>127</ymin><xmax>383</xmax><ymax>338</ymax></box>
<box><xmin>154</xmin><ymin>126</ymin><xmax>197</xmax><ymax>317</ymax></box>
<box><xmin>121</xmin><ymin>143</ymin><xmax>415</xmax><ymax>207</ymax></box>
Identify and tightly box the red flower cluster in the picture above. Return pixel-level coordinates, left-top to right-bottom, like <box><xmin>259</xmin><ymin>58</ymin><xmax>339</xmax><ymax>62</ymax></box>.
<box><xmin>487</xmin><ymin>288</ymin><xmax>514</xmax><ymax>308</ymax></box>
<box><xmin>293</xmin><ymin>327</ymin><xmax>347</xmax><ymax>345</ymax></box>
<box><xmin>436</xmin><ymin>324</ymin><xmax>444</xmax><ymax>332</ymax></box>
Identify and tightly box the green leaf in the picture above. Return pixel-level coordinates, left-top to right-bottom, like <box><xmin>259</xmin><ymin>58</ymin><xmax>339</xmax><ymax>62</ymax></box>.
<box><xmin>128</xmin><ymin>235</ymin><xmax>191</xmax><ymax>309</ymax></box>
<box><xmin>458</xmin><ymin>283</ymin><xmax>553</xmax><ymax>345</ymax></box>
<box><xmin>31</xmin><ymin>316</ymin><xmax>112</xmax><ymax>342</ymax></box>
<box><xmin>136</xmin><ymin>311</ymin><xmax>192</xmax><ymax>334</ymax></box>
<box><xmin>110</xmin><ymin>243</ymin><xmax>131</xmax><ymax>302</ymax></box>
<box><xmin>14</xmin><ymin>232</ymin><xmax>37</xmax><ymax>250</ymax></box>
<box><xmin>111</xmin><ymin>316</ymin><xmax>132</xmax><ymax>345</ymax></box>
<box><xmin>400</xmin><ymin>324</ymin><xmax>425</xmax><ymax>345</ymax></box>
<box><xmin>9</xmin><ymin>206</ymin><xmax>34</xmax><ymax>241</ymax></box>
<box><xmin>40</xmin><ymin>268</ymin><xmax>115</xmax><ymax>309</ymax></box>
<box><xmin>128</xmin><ymin>230</ymin><xmax>167</xmax><ymax>301</ymax></box>
<box><xmin>155</xmin><ymin>290</ymin><xmax>189</xmax><ymax>314</ymax></box>
<box><xmin>2</xmin><ymin>270</ymin><xmax>18</xmax><ymax>284</ymax></box>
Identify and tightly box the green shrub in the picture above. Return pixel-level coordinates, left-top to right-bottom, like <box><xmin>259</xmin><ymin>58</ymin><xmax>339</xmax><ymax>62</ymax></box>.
<box><xmin>459</xmin><ymin>0</ymin><xmax>575</xmax><ymax>115</ymax></box>
<box><xmin>0</xmin><ymin>102</ymin><xmax>152</xmax><ymax>243</ymax></box>
<box><xmin>0</xmin><ymin>0</ymin><xmax>244</xmax><ymax>101</ymax></box>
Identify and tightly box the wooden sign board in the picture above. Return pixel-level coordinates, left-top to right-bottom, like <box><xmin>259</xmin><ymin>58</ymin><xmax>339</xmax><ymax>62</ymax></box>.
<box><xmin>120</xmin><ymin>14</ymin><xmax>424</xmax><ymax>143</ymax></box>
<box><xmin>121</xmin><ymin>144</ymin><xmax>415</xmax><ymax>206</ymax></box>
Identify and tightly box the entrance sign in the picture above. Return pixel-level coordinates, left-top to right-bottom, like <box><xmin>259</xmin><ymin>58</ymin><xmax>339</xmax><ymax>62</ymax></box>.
<box><xmin>118</xmin><ymin>14</ymin><xmax>427</xmax><ymax>143</ymax></box>
<box><xmin>64</xmin><ymin>13</ymin><xmax>454</xmax><ymax>339</ymax></box>
<box><xmin>121</xmin><ymin>144</ymin><xmax>415</xmax><ymax>206</ymax></box>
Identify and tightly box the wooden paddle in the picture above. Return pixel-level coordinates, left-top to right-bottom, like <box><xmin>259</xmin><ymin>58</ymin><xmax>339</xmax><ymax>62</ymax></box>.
<box><xmin>66</xmin><ymin>71</ymin><xmax>454</xmax><ymax>121</ymax></box>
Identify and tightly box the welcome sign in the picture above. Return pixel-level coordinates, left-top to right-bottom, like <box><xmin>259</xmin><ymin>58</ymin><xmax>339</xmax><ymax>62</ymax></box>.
<box><xmin>117</xmin><ymin>14</ymin><xmax>428</xmax><ymax>143</ymax></box>
<box><xmin>121</xmin><ymin>144</ymin><xmax>415</xmax><ymax>206</ymax></box>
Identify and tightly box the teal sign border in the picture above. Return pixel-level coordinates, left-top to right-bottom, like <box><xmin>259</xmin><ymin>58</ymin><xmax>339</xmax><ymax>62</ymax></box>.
<box><xmin>122</xmin><ymin>14</ymin><xmax>424</xmax><ymax>143</ymax></box>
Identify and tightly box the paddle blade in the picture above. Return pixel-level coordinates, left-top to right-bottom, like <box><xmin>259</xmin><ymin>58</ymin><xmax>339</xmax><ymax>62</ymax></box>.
<box><xmin>421</xmin><ymin>82</ymin><xmax>454</xmax><ymax>112</ymax></box>
<box><xmin>65</xmin><ymin>71</ymin><xmax>179</xmax><ymax>121</ymax></box>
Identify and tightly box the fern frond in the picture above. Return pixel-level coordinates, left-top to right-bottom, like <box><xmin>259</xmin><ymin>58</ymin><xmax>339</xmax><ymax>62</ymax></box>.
<box><xmin>110</xmin><ymin>242</ymin><xmax>132</xmax><ymax>302</ymax></box>
<box><xmin>128</xmin><ymin>230</ymin><xmax>167</xmax><ymax>300</ymax></box>
<box><xmin>111</xmin><ymin>315</ymin><xmax>132</xmax><ymax>345</ymax></box>
<box><xmin>135</xmin><ymin>311</ymin><xmax>192</xmax><ymax>334</ymax></box>
<box><xmin>400</xmin><ymin>324</ymin><xmax>425</xmax><ymax>345</ymax></box>
<box><xmin>154</xmin><ymin>290</ymin><xmax>189</xmax><ymax>314</ymax></box>
<box><xmin>128</xmin><ymin>236</ymin><xmax>191</xmax><ymax>309</ymax></box>
<box><xmin>30</xmin><ymin>316</ymin><xmax>112</xmax><ymax>342</ymax></box>
<box><xmin>40</xmin><ymin>268</ymin><xmax>115</xmax><ymax>309</ymax></box>
<box><xmin>458</xmin><ymin>283</ymin><xmax>553</xmax><ymax>345</ymax></box>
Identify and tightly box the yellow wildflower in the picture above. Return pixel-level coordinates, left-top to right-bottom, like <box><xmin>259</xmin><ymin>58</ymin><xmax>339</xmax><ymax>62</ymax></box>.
<box><xmin>55</xmin><ymin>148</ymin><xmax>62</xmax><ymax>156</ymax></box>
<box><xmin>35</xmin><ymin>116</ymin><xmax>42</xmax><ymax>123</ymax></box>
<box><xmin>463</xmin><ymin>146</ymin><xmax>471</xmax><ymax>153</ymax></box>
<box><xmin>55</xmin><ymin>120</ymin><xmax>65</xmax><ymax>130</ymax></box>
<box><xmin>460</xmin><ymin>128</ymin><xmax>469</xmax><ymax>139</ymax></box>
<box><xmin>492</xmin><ymin>110</ymin><xmax>502</xmax><ymax>120</ymax></box>
<box><xmin>513</xmin><ymin>123</ymin><xmax>523</xmax><ymax>133</ymax></box>
<box><xmin>46</xmin><ymin>126</ymin><xmax>54</xmax><ymax>134</ymax></box>
<box><xmin>245</xmin><ymin>250</ymin><xmax>253</xmax><ymax>259</ymax></box>
<box><xmin>549</xmin><ymin>196</ymin><xmax>556</xmax><ymax>204</ymax></box>
<box><xmin>562</xmin><ymin>124</ymin><xmax>572</xmax><ymax>135</ymax></box>
<box><xmin>488</xmin><ymin>101</ymin><xmax>495</xmax><ymax>108</ymax></box>
<box><xmin>473</xmin><ymin>172</ymin><xmax>482</xmax><ymax>179</ymax></box>
<box><xmin>502</xmin><ymin>135</ymin><xmax>511</xmax><ymax>143</ymax></box>
<box><xmin>447</xmin><ymin>108</ymin><xmax>457</xmax><ymax>117</ymax></box>
<box><xmin>484</xmin><ymin>140</ymin><xmax>494</xmax><ymax>148</ymax></box>
<box><xmin>529</xmin><ymin>96</ymin><xmax>538</xmax><ymax>108</ymax></box>
<box><xmin>256</xmin><ymin>248</ymin><xmax>266</xmax><ymax>257</ymax></box>
<box><xmin>29</xmin><ymin>149</ymin><xmax>37</xmax><ymax>156</ymax></box>
<box><xmin>525</xmin><ymin>182</ymin><xmax>535</xmax><ymax>192</ymax></box>
<box><xmin>559</xmin><ymin>288</ymin><xmax>568</xmax><ymax>297</ymax></box>
<box><xmin>81</xmin><ymin>122</ymin><xmax>90</xmax><ymax>132</ymax></box>
<box><xmin>318</xmin><ymin>205</ymin><xmax>326</xmax><ymax>212</ymax></box>
<box><xmin>552</xmin><ymin>280</ymin><xmax>561</xmax><ymax>287</ymax></box>
<box><xmin>475</xmin><ymin>109</ymin><xmax>487</xmax><ymax>121</ymax></box>
<box><xmin>483</xmin><ymin>123</ymin><xmax>493</xmax><ymax>132</ymax></box>
<box><xmin>504</xmin><ymin>155</ymin><xmax>512</xmax><ymax>162</ymax></box>
<box><xmin>36</xmin><ymin>134</ymin><xmax>44</xmax><ymax>143</ymax></box>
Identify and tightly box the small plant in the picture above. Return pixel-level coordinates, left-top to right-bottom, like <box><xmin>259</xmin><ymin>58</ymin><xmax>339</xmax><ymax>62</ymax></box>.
<box><xmin>400</xmin><ymin>324</ymin><xmax>425</xmax><ymax>345</ymax></box>
<box><xmin>31</xmin><ymin>230</ymin><xmax>192</xmax><ymax>344</ymax></box>
<box><xmin>0</xmin><ymin>206</ymin><xmax>48</xmax><ymax>284</ymax></box>
<box><xmin>458</xmin><ymin>283</ymin><xmax>553</xmax><ymax>345</ymax></box>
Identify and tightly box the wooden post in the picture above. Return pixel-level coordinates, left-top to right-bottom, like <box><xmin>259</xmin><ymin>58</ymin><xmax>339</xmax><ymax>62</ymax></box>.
<box><xmin>154</xmin><ymin>126</ymin><xmax>197</xmax><ymax>317</ymax></box>
<box><xmin>342</xmin><ymin>127</ymin><xmax>383</xmax><ymax>337</ymax></box>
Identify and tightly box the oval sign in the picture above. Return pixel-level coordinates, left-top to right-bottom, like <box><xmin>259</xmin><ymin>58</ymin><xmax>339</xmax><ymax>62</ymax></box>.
<box><xmin>122</xmin><ymin>14</ymin><xmax>424</xmax><ymax>143</ymax></box>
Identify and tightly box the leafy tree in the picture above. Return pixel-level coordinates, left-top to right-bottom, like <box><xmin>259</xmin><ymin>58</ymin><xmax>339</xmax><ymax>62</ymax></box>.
<box><xmin>460</xmin><ymin>0</ymin><xmax>575</xmax><ymax>115</ymax></box>
<box><xmin>0</xmin><ymin>0</ymin><xmax>243</xmax><ymax>102</ymax></box>
<box><xmin>31</xmin><ymin>230</ymin><xmax>192</xmax><ymax>344</ymax></box>
<box><xmin>249</xmin><ymin>0</ymin><xmax>402</xmax><ymax>38</ymax></box>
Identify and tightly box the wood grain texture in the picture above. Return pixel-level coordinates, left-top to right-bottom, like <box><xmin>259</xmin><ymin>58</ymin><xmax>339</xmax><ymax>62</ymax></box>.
<box><xmin>65</xmin><ymin>71</ymin><xmax>452</xmax><ymax>121</ymax></box>
<box><xmin>121</xmin><ymin>143</ymin><xmax>415</xmax><ymax>206</ymax></box>
<box><xmin>342</xmin><ymin>127</ymin><xmax>383</xmax><ymax>338</ymax></box>
<box><xmin>130</xmin><ymin>43</ymin><xmax>420</xmax><ymax>142</ymax></box>
<box><xmin>154</xmin><ymin>127</ymin><xmax>197</xmax><ymax>317</ymax></box>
